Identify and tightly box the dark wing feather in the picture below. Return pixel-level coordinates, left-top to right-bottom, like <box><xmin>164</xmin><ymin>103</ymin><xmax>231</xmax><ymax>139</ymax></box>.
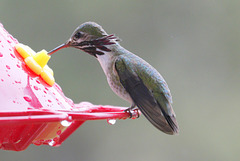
<box><xmin>115</xmin><ymin>57</ymin><xmax>179</xmax><ymax>134</ymax></box>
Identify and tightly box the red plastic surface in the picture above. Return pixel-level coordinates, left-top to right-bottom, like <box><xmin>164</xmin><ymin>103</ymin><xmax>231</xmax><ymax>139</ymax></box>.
<box><xmin>0</xmin><ymin>23</ymin><xmax>140</xmax><ymax>151</ymax></box>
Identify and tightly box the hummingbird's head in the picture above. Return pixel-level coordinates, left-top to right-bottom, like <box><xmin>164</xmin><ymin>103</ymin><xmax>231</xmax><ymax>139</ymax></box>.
<box><xmin>48</xmin><ymin>22</ymin><xmax>120</xmax><ymax>57</ymax></box>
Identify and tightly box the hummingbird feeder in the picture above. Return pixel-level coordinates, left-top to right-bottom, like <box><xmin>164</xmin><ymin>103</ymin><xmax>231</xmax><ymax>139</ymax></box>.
<box><xmin>0</xmin><ymin>23</ymin><xmax>139</xmax><ymax>151</ymax></box>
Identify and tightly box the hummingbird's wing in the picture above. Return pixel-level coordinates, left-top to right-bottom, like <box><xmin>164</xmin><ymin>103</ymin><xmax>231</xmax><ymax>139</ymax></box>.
<box><xmin>115</xmin><ymin>55</ymin><xmax>179</xmax><ymax>134</ymax></box>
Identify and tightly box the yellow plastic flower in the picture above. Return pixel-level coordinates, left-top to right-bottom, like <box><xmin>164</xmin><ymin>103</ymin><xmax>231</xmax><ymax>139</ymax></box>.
<box><xmin>15</xmin><ymin>43</ymin><xmax>55</xmax><ymax>86</ymax></box>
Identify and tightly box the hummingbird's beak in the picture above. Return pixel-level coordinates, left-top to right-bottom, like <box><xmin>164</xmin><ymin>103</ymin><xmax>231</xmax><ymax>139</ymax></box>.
<box><xmin>48</xmin><ymin>42</ymin><xmax>70</xmax><ymax>55</ymax></box>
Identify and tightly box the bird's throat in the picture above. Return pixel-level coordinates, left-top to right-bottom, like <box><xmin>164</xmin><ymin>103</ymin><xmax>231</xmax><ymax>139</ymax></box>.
<box><xmin>96</xmin><ymin>52</ymin><xmax>115</xmax><ymax>76</ymax></box>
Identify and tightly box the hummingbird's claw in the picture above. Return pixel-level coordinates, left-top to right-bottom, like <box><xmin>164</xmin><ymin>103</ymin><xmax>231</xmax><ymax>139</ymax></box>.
<box><xmin>124</xmin><ymin>108</ymin><xmax>133</xmax><ymax>118</ymax></box>
<box><xmin>124</xmin><ymin>108</ymin><xmax>140</xmax><ymax>119</ymax></box>
<box><xmin>134</xmin><ymin>109</ymin><xmax>140</xmax><ymax>118</ymax></box>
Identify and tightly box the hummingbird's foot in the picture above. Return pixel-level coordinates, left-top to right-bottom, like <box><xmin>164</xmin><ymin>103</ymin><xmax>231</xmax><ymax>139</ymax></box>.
<box><xmin>124</xmin><ymin>108</ymin><xmax>140</xmax><ymax>119</ymax></box>
<box><xmin>134</xmin><ymin>109</ymin><xmax>140</xmax><ymax>118</ymax></box>
<box><xmin>124</xmin><ymin>104</ymin><xmax>140</xmax><ymax>118</ymax></box>
<box><xmin>124</xmin><ymin>108</ymin><xmax>133</xmax><ymax>118</ymax></box>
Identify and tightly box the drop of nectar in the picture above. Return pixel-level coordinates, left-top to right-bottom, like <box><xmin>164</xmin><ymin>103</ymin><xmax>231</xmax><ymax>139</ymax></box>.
<box><xmin>107</xmin><ymin>119</ymin><xmax>116</xmax><ymax>125</ymax></box>
<box><xmin>48</xmin><ymin>140</ymin><xmax>56</xmax><ymax>147</ymax></box>
<box><xmin>61</xmin><ymin>120</ymin><xmax>72</xmax><ymax>127</ymax></box>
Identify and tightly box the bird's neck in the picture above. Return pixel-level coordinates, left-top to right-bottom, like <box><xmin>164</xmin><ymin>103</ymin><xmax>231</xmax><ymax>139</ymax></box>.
<box><xmin>96</xmin><ymin>52</ymin><xmax>116</xmax><ymax>76</ymax></box>
<box><xmin>96</xmin><ymin>44</ymin><xmax>128</xmax><ymax>76</ymax></box>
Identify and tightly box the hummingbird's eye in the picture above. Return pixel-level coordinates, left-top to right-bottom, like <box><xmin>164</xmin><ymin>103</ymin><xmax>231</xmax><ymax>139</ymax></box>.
<box><xmin>74</xmin><ymin>32</ymin><xmax>82</xmax><ymax>39</ymax></box>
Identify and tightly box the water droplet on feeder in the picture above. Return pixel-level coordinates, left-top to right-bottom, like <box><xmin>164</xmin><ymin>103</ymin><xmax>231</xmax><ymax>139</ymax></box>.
<box><xmin>48</xmin><ymin>140</ymin><xmax>55</xmax><ymax>147</ymax></box>
<box><xmin>56</xmin><ymin>130</ymin><xmax>62</xmax><ymax>135</ymax></box>
<box><xmin>33</xmin><ymin>86</ymin><xmax>39</xmax><ymax>90</ymax></box>
<box><xmin>23</xmin><ymin>96</ymin><xmax>32</xmax><ymax>102</ymax></box>
<box><xmin>61</xmin><ymin>120</ymin><xmax>72</xmax><ymax>127</ymax></box>
<box><xmin>10</xmin><ymin>53</ymin><xmax>15</xmax><ymax>58</ymax></box>
<box><xmin>107</xmin><ymin>119</ymin><xmax>116</xmax><ymax>125</ymax></box>
<box><xmin>6</xmin><ymin>65</ymin><xmax>10</xmax><ymax>70</ymax></box>
<box><xmin>36</xmin><ymin>79</ymin><xmax>41</xmax><ymax>84</ymax></box>
<box><xmin>33</xmin><ymin>140</ymin><xmax>42</xmax><ymax>146</ymax></box>
<box><xmin>15</xmin><ymin>80</ymin><xmax>21</xmax><ymax>84</ymax></box>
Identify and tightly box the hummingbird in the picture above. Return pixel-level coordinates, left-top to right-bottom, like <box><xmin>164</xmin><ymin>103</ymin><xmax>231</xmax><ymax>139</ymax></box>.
<box><xmin>48</xmin><ymin>22</ymin><xmax>179</xmax><ymax>135</ymax></box>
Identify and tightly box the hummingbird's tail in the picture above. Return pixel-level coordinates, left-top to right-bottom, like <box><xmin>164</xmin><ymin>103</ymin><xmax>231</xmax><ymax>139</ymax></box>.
<box><xmin>138</xmin><ymin>102</ymin><xmax>179</xmax><ymax>135</ymax></box>
<box><xmin>160</xmin><ymin>106</ymin><xmax>179</xmax><ymax>134</ymax></box>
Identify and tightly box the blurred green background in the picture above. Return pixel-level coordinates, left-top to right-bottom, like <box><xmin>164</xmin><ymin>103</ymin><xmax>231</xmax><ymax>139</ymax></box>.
<box><xmin>1</xmin><ymin>0</ymin><xmax>240</xmax><ymax>161</ymax></box>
